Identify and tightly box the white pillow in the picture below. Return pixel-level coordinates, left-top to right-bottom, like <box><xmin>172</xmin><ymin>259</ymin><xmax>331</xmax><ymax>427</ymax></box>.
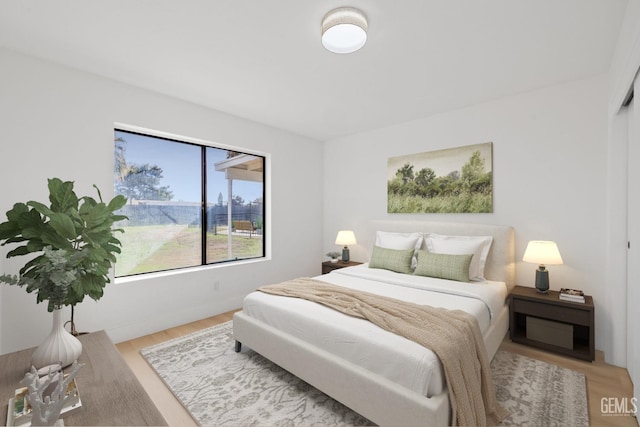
<box><xmin>375</xmin><ymin>231</ymin><xmax>423</xmax><ymax>269</ymax></box>
<box><xmin>424</xmin><ymin>234</ymin><xmax>493</xmax><ymax>281</ymax></box>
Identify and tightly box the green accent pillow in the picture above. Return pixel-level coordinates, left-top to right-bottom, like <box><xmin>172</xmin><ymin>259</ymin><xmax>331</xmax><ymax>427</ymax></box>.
<box><xmin>414</xmin><ymin>250</ymin><xmax>473</xmax><ymax>282</ymax></box>
<box><xmin>368</xmin><ymin>245</ymin><xmax>414</xmax><ymax>274</ymax></box>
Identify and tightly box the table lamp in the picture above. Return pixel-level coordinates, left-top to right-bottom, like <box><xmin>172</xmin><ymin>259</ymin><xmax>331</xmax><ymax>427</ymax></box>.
<box><xmin>523</xmin><ymin>240</ymin><xmax>563</xmax><ymax>293</ymax></box>
<box><xmin>335</xmin><ymin>230</ymin><xmax>357</xmax><ymax>262</ymax></box>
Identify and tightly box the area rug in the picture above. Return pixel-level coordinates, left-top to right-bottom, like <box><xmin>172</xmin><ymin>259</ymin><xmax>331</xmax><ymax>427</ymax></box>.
<box><xmin>491</xmin><ymin>349</ymin><xmax>588</xmax><ymax>426</ymax></box>
<box><xmin>140</xmin><ymin>321</ymin><xmax>588</xmax><ymax>426</ymax></box>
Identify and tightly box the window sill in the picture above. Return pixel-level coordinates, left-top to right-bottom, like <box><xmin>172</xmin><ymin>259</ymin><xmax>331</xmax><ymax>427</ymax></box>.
<box><xmin>114</xmin><ymin>256</ymin><xmax>270</xmax><ymax>285</ymax></box>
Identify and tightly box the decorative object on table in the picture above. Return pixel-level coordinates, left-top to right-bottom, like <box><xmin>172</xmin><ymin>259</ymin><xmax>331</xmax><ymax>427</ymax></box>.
<box><xmin>334</xmin><ymin>230</ymin><xmax>357</xmax><ymax>262</ymax></box>
<box><xmin>522</xmin><ymin>240</ymin><xmax>563</xmax><ymax>293</ymax></box>
<box><xmin>387</xmin><ymin>142</ymin><xmax>493</xmax><ymax>213</ymax></box>
<box><xmin>8</xmin><ymin>361</ymin><xmax>83</xmax><ymax>426</ymax></box>
<box><xmin>31</xmin><ymin>305</ymin><xmax>83</xmax><ymax>371</ymax></box>
<box><xmin>559</xmin><ymin>288</ymin><xmax>585</xmax><ymax>303</ymax></box>
<box><xmin>325</xmin><ymin>251</ymin><xmax>341</xmax><ymax>263</ymax></box>
<box><xmin>0</xmin><ymin>178</ymin><xmax>127</xmax><ymax>368</ymax></box>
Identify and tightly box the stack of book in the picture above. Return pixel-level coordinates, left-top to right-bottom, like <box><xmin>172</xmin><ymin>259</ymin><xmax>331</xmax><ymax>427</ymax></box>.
<box><xmin>559</xmin><ymin>288</ymin><xmax>585</xmax><ymax>303</ymax></box>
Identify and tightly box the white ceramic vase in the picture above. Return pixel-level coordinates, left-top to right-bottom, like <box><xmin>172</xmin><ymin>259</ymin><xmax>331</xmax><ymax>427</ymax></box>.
<box><xmin>31</xmin><ymin>308</ymin><xmax>82</xmax><ymax>369</ymax></box>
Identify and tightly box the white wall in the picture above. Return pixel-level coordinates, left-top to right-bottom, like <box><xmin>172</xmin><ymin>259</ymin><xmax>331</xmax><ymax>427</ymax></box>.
<box><xmin>323</xmin><ymin>75</ymin><xmax>618</xmax><ymax>360</ymax></box>
<box><xmin>0</xmin><ymin>48</ymin><xmax>324</xmax><ymax>354</ymax></box>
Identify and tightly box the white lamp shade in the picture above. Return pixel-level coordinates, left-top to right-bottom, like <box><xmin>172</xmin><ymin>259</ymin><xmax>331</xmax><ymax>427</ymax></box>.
<box><xmin>523</xmin><ymin>241</ymin><xmax>563</xmax><ymax>265</ymax></box>
<box><xmin>335</xmin><ymin>230</ymin><xmax>357</xmax><ymax>246</ymax></box>
<box><xmin>321</xmin><ymin>7</ymin><xmax>368</xmax><ymax>54</ymax></box>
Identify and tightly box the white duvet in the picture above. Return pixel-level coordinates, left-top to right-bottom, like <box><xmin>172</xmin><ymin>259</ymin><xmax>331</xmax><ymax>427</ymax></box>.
<box><xmin>241</xmin><ymin>264</ymin><xmax>508</xmax><ymax>397</ymax></box>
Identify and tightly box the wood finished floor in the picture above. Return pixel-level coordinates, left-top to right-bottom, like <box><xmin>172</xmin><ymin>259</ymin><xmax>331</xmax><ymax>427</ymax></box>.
<box><xmin>116</xmin><ymin>310</ymin><xmax>638</xmax><ymax>427</ymax></box>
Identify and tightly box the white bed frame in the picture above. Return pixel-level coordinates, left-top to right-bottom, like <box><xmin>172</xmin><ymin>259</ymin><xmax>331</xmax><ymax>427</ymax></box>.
<box><xmin>233</xmin><ymin>221</ymin><xmax>515</xmax><ymax>427</ymax></box>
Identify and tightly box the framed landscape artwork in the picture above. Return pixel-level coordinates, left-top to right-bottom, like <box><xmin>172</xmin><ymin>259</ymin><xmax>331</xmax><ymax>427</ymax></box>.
<box><xmin>387</xmin><ymin>142</ymin><xmax>493</xmax><ymax>213</ymax></box>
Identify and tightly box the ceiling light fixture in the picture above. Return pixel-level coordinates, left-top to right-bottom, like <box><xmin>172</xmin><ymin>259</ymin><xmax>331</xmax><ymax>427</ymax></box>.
<box><xmin>321</xmin><ymin>7</ymin><xmax>368</xmax><ymax>54</ymax></box>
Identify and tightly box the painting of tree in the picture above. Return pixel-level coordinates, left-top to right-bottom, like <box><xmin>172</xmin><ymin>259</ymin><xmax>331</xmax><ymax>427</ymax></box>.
<box><xmin>387</xmin><ymin>142</ymin><xmax>493</xmax><ymax>213</ymax></box>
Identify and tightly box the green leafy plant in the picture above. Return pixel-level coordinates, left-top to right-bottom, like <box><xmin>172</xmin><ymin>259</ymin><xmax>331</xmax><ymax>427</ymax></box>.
<box><xmin>326</xmin><ymin>251</ymin><xmax>341</xmax><ymax>259</ymax></box>
<box><xmin>0</xmin><ymin>178</ymin><xmax>128</xmax><ymax>313</ymax></box>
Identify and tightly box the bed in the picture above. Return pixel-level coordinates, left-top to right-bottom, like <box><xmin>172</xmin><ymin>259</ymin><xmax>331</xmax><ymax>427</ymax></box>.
<box><xmin>233</xmin><ymin>221</ymin><xmax>515</xmax><ymax>426</ymax></box>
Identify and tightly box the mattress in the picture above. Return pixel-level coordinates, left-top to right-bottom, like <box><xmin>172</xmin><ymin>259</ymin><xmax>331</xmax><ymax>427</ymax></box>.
<box><xmin>241</xmin><ymin>264</ymin><xmax>508</xmax><ymax>397</ymax></box>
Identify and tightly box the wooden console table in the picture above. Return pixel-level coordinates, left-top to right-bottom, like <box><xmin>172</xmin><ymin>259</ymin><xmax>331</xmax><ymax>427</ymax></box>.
<box><xmin>0</xmin><ymin>330</ymin><xmax>167</xmax><ymax>426</ymax></box>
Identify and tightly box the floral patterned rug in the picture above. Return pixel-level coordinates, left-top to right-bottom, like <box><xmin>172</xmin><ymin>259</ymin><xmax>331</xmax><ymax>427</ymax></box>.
<box><xmin>140</xmin><ymin>321</ymin><xmax>588</xmax><ymax>426</ymax></box>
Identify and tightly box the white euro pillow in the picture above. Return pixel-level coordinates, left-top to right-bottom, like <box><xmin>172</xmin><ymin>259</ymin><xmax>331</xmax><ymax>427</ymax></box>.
<box><xmin>424</xmin><ymin>234</ymin><xmax>493</xmax><ymax>281</ymax></box>
<box><xmin>375</xmin><ymin>231</ymin><xmax>423</xmax><ymax>251</ymax></box>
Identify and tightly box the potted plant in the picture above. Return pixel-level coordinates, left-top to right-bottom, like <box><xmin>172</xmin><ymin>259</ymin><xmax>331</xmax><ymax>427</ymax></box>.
<box><xmin>326</xmin><ymin>251</ymin><xmax>341</xmax><ymax>263</ymax></box>
<box><xmin>0</xmin><ymin>178</ymin><xmax>127</xmax><ymax>368</ymax></box>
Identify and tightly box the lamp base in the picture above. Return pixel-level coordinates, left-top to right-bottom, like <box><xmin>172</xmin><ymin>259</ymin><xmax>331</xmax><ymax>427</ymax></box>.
<box><xmin>341</xmin><ymin>247</ymin><xmax>350</xmax><ymax>262</ymax></box>
<box><xmin>535</xmin><ymin>268</ymin><xmax>549</xmax><ymax>293</ymax></box>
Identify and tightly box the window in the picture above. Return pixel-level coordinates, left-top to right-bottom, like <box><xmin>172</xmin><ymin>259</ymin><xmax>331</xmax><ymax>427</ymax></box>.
<box><xmin>114</xmin><ymin>129</ymin><xmax>265</xmax><ymax>277</ymax></box>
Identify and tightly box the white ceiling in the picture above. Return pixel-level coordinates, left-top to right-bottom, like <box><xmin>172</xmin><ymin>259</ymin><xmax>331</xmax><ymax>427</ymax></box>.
<box><xmin>0</xmin><ymin>0</ymin><xmax>628</xmax><ymax>141</ymax></box>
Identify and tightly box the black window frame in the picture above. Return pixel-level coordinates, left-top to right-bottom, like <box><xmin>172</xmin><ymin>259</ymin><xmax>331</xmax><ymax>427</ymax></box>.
<box><xmin>114</xmin><ymin>128</ymin><xmax>266</xmax><ymax>277</ymax></box>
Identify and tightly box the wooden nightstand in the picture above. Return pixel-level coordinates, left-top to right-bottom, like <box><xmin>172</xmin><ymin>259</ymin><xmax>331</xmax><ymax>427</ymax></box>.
<box><xmin>509</xmin><ymin>285</ymin><xmax>595</xmax><ymax>361</ymax></box>
<box><xmin>321</xmin><ymin>260</ymin><xmax>362</xmax><ymax>274</ymax></box>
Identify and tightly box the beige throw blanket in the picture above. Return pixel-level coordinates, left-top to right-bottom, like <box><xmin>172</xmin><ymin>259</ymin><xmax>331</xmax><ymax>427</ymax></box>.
<box><xmin>258</xmin><ymin>277</ymin><xmax>508</xmax><ymax>426</ymax></box>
